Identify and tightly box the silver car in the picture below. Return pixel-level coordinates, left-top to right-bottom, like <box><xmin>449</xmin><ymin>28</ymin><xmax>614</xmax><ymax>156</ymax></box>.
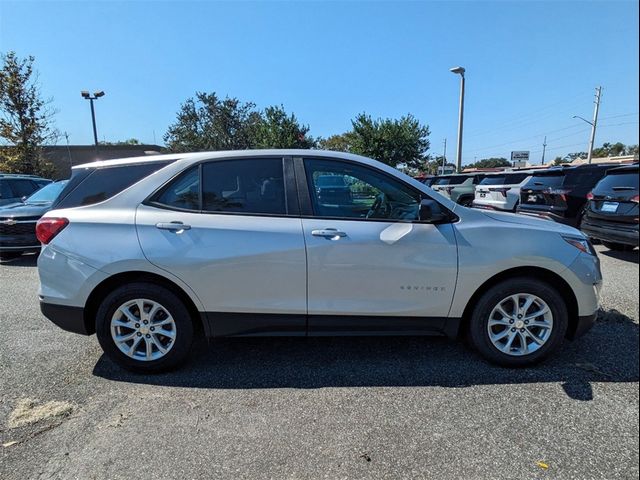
<box><xmin>473</xmin><ymin>171</ymin><xmax>534</xmax><ymax>212</ymax></box>
<box><xmin>37</xmin><ymin>150</ymin><xmax>602</xmax><ymax>372</ymax></box>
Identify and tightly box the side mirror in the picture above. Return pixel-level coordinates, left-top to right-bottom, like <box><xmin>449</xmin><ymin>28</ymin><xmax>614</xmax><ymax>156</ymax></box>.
<box><xmin>419</xmin><ymin>199</ymin><xmax>448</xmax><ymax>223</ymax></box>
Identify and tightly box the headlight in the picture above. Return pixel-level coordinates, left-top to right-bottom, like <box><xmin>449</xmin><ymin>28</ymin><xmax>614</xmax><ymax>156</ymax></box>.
<box><xmin>562</xmin><ymin>235</ymin><xmax>595</xmax><ymax>255</ymax></box>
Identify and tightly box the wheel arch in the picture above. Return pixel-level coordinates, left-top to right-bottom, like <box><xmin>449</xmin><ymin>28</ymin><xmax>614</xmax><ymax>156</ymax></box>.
<box><xmin>82</xmin><ymin>271</ymin><xmax>205</xmax><ymax>336</ymax></box>
<box><xmin>456</xmin><ymin>266</ymin><xmax>579</xmax><ymax>339</ymax></box>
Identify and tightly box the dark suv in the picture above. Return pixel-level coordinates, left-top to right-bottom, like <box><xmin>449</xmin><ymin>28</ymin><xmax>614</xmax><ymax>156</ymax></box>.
<box><xmin>581</xmin><ymin>164</ymin><xmax>639</xmax><ymax>251</ymax></box>
<box><xmin>0</xmin><ymin>174</ymin><xmax>52</xmax><ymax>206</ymax></box>
<box><xmin>517</xmin><ymin>164</ymin><xmax>613</xmax><ymax>227</ymax></box>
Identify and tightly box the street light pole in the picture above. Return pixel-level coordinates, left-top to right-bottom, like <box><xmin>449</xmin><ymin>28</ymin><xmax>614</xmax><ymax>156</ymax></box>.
<box><xmin>81</xmin><ymin>90</ymin><xmax>105</xmax><ymax>157</ymax></box>
<box><xmin>450</xmin><ymin>66</ymin><xmax>466</xmax><ymax>173</ymax></box>
<box><xmin>573</xmin><ymin>86</ymin><xmax>602</xmax><ymax>164</ymax></box>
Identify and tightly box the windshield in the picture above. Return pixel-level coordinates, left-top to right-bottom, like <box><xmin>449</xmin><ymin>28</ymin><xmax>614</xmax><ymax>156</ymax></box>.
<box><xmin>26</xmin><ymin>180</ymin><xmax>68</xmax><ymax>203</ymax></box>
<box><xmin>434</xmin><ymin>175</ymin><xmax>469</xmax><ymax>186</ymax></box>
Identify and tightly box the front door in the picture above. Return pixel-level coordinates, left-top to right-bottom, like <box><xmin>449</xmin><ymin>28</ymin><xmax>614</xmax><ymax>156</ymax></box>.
<box><xmin>298</xmin><ymin>157</ymin><xmax>458</xmax><ymax>334</ymax></box>
<box><xmin>136</xmin><ymin>157</ymin><xmax>307</xmax><ymax>336</ymax></box>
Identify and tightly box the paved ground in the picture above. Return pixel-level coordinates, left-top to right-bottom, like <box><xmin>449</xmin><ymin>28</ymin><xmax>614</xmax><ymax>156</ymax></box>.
<box><xmin>0</xmin><ymin>245</ymin><xmax>638</xmax><ymax>479</ymax></box>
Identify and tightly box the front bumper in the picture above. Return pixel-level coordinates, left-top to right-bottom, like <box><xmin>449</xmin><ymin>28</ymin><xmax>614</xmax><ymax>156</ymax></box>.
<box><xmin>569</xmin><ymin>312</ymin><xmax>598</xmax><ymax>339</ymax></box>
<box><xmin>581</xmin><ymin>219</ymin><xmax>639</xmax><ymax>246</ymax></box>
<box><xmin>40</xmin><ymin>301</ymin><xmax>91</xmax><ymax>335</ymax></box>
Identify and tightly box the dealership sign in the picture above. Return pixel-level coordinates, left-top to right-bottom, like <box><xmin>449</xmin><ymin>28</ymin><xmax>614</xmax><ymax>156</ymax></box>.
<box><xmin>511</xmin><ymin>151</ymin><xmax>530</xmax><ymax>162</ymax></box>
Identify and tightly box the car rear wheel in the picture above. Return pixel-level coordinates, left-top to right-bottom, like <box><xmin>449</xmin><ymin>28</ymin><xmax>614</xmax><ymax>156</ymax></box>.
<box><xmin>468</xmin><ymin>278</ymin><xmax>568</xmax><ymax>367</ymax></box>
<box><xmin>95</xmin><ymin>283</ymin><xmax>194</xmax><ymax>373</ymax></box>
<box><xmin>602</xmin><ymin>241</ymin><xmax>635</xmax><ymax>252</ymax></box>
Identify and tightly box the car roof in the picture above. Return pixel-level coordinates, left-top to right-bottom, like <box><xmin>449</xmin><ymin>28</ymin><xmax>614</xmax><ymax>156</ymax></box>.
<box><xmin>0</xmin><ymin>173</ymin><xmax>50</xmax><ymax>179</ymax></box>
<box><xmin>71</xmin><ymin>149</ymin><xmax>378</xmax><ymax>170</ymax></box>
<box><xmin>606</xmin><ymin>164</ymin><xmax>639</xmax><ymax>174</ymax></box>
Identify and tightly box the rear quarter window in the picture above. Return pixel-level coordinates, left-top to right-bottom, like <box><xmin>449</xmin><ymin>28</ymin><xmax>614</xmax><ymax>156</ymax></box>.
<box><xmin>54</xmin><ymin>161</ymin><xmax>173</xmax><ymax>209</ymax></box>
<box><xmin>593</xmin><ymin>171</ymin><xmax>639</xmax><ymax>193</ymax></box>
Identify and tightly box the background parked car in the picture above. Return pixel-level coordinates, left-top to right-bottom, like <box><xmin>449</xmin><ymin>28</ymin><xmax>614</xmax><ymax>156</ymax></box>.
<box><xmin>431</xmin><ymin>173</ymin><xmax>485</xmax><ymax>206</ymax></box>
<box><xmin>517</xmin><ymin>164</ymin><xmax>613</xmax><ymax>227</ymax></box>
<box><xmin>0</xmin><ymin>179</ymin><xmax>68</xmax><ymax>259</ymax></box>
<box><xmin>0</xmin><ymin>173</ymin><xmax>52</xmax><ymax>206</ymax></box>
<box><xmin>473</xmin><ymin>171</ymin><xmax>533</xmax><ymax>212</ymax></box>
<box><xmin>581</xmin><ymin>164</ymin><xmax>639</xmax><ymax>251</ymax></box>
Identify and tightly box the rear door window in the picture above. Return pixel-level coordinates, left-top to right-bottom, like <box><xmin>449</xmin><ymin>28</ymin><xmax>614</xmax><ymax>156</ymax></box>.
<box><xmin>434</xmin><ymin>175</ymin><xmax>469</xmax><ymax>186</ymax></box>
<box><xmin>55</xmin><ymin>161</ymin><xmax>172</xmax><ymax>209</ymax></box>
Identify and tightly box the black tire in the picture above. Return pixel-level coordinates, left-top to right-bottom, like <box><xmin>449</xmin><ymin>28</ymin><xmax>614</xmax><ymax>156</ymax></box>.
<box><xmin>468</xmin><ymin>277</ymin><xmax>568</xmax><ymax>367</ymax></box>
<box><xmin>602</xmin><ymin>241</ymin><xmax>635</xmax><ymax>252</ymax></box>
<box><xmin>95</xmin><ymin>282</ymin><xmax>194</xmax><ymax>373</ymax></box>
<box><xmin>458</xmin><ymin>196</ymin><xmax>474</xmax><ymax>207</ymax></box>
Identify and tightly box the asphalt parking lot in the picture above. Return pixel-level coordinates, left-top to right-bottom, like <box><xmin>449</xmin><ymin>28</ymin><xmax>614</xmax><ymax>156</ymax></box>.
<box><xmin>0</xmin><ymin>245</ymin><xmax>638</xmax><ymax>480</ymax></box>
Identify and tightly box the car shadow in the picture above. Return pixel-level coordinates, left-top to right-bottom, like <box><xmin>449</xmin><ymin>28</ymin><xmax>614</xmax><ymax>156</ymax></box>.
<box><xmin>599</xmin><ymin>248</ymin><xmax>639</xmax><ymax>264</ymax></box>
<box><xmin>0</xmin><ymin>252</ymin><xmax>39</xmax><ymax>267</ymax></box>
<box><xmin>93</xmin><ymin>308</ymin><xmax>639</xmax><ymax>401</ymax></box>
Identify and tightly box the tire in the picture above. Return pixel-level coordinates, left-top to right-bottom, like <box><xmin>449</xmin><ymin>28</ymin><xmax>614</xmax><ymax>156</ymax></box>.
<box><xmin>95</xmin><ymin>282</ymin><xmax>194</xmax><ymax>373</ymax></box>
<box><xmin>468</xmin><ymin>277</ymin><xmax>568</xmax><ymax>367</ymax></box>
<box><xmin>602</xmin><ymin>241</ymin><xmax>635</xmax><ymax>252</ymax></box>
<box><xmin>458</xmin><ymin>196</ymin><xmax>474</xmax><ymax>207</ymax></box>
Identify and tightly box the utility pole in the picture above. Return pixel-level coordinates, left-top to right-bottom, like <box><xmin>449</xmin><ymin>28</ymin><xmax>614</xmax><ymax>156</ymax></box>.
<box><xmin>541</xmin><ymin>136</ymin><xmax>547</xmax><ymax>164</ymax></box>
<box><xmin>442</xmin><ymin>138</ymin><xmax>447</xmax><ymax>175</ymax></box>
<box><xmin>586</xmin><ymin>86</ymin><xmax>602</xmax><ymax>164</ymax></box>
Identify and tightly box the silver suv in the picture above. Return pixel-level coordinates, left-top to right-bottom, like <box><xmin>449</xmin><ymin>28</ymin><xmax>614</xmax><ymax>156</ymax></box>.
<box><xmin>473</xmin><ymin>171</ymin><xmax>534</xmax><ymax>212</ymax></box>
<box><xmin>37</xmin><ymin>150</ymin><xmax>602</xmax><ymax>372</ymax></box>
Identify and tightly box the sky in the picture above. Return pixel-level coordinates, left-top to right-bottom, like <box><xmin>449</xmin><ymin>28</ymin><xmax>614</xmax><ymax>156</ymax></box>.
<box><xmin>0</xmin><ymin>0</ymin><xmax>638</xmax><ymax>166</ymax></box>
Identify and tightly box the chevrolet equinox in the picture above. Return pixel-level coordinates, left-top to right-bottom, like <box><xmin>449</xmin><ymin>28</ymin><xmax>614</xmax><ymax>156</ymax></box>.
<box><xmin>37</xmin><ymin>150</ymin><xmax>602</xmax><ymax>372</ymax></box>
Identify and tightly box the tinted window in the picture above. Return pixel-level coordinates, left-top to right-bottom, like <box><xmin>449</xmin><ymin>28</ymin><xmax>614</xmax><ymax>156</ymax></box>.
<box><xmin>56</xmin><ymin>161</ymin><xmax>171</xmax><ymax>209</ymax></box>
<box><xmin>201</xmin><ymin>158</ymin><xmax>286</xmax><ymax>215</ymax></box>
<box><xmin>152</xmin><ymin>166</ymin><xmax>200</xmax><ymax>211</ymax></box>
<box><xmin>526</xmin><ymin>173</ymin><xmax>564</xmax><ymax>187</ymax></box>
<box><xmin>433</xmin><ymin>175</ymin><xmax>470</xmax><ymax>186</ymax></box>
<box><xmin>0</xmin><ymin>180</ymin><xmax>13</xmax><ymax>200</ymax></box>
<box><xmin>480</xmin><ymin>173</ymin><xmax>529</xmax><ymax>185</ymax></box>
<box><xmin>563</xmin><ymin>168</ymin><xmax>608</xmax><ymax>187</ymax></box>
<box><xmin>8</xmin><ymin>179</ymin><xmax>39</xmax><ymax>197</ymax></box>
<box><xmin>594</xmin><ymin>171</ymin><xmax>639</xmax><ymax>192</ymax></box>
<box><xmin>305</xmin><ymin>158</ymin><xmax>421</xmax><ymax>221</ymax></box>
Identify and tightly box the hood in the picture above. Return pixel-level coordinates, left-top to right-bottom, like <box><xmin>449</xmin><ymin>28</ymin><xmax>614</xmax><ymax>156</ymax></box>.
<box><xmin>480</xmin><ymin>210</ymin><xmax>582</xmax><ymax>236</ymax></box>
<box><xmin>0</xmin><ymin>201</ymin><xmax>52</xmax><ymax>218</ymax></box>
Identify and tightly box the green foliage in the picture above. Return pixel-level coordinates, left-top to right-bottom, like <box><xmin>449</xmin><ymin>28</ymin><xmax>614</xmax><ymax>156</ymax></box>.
<box><xmin>348</xmin><ymin>113</ymin><xmax>430</xmax><ymax>170</ymax></box>
<box><xmin>466</xmin><ymin>157</ymin><xmax>511</xmax><ymax>169</ymax></box>
<box><xmin>553</xmin><ymin>156</ymin><xmax>571</xmax><ymax>166</ymax></box>
<box><xmin>164</xmin><ymin>93</ymin><xmax>315</xmax><ymax>152</ymax></box>
<box><xmin>164</xmin><ymin>92</ymin><xmax>261</xmax><ymax>152</ymax></box>
<box><xmin>317</xmin><ymin>133</ymin><xmax>356</xmax><ymax>152</ymax></box>
<box><xmin>0</xmin><ymin>51</ymin><xmax>58</xmax><ymax>176</ymax></box>
<box><xmin>250</xmin><ymin>105</ymin><xmax>315</xmax><ymax>149</ymax></box>
<box><xmin>592</xmin><ymin>142</ymin><xmax>629</xmax><ymax>158</ymax></box>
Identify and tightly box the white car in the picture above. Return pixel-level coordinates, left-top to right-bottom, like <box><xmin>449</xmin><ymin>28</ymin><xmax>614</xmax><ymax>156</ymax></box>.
<box><xmin>37</xmin><ymin>150</ymin><xmax>601</xmax><ymax>372</ymax></box>
<box><xmin>473</xmin><ymin>171</ymin><xmax>534</xmax><ymax>212</ymax></box>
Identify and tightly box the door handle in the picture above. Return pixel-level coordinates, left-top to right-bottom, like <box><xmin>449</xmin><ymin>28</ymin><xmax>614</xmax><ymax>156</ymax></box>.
<box><xmin>156</xmin><ymin>221</ymin><xmax>191</xmax><ymax>233</ymax></box>
<box><xmin>311</xmin><ymin>228</ymin><xmax>347</xmax><ymax>240</ymax></box>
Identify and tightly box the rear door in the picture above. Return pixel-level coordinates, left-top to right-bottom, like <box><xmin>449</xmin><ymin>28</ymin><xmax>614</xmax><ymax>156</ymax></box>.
<box><xmin>136</xmin><ymin>157</ymin><xmax>308</xmax><ymax>336</ymax></box>
<box><xmin>297</xmin><ymin>157</ymin><xmax>458</xmax><ymax>334</ymax></box>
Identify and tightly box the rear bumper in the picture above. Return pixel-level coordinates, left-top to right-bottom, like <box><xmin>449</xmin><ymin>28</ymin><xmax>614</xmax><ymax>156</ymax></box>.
<box><xmin>581</xmin><ymin>220</ymin><xmax>639</xmax><ymax>246</ymax></box>
<box><xmin>40</xmin><ymin>301</ymin><xmax>91</xmax><ymax>335</ymax></box>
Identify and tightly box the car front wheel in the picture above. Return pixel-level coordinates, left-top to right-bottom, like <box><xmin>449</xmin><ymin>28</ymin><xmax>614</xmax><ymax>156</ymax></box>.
<box><xmin>95</xmin><ymin>283</ymin><xmax>194</xmax><ymax>373</ymax></box>
<box><xmin>468</xmin><ymin>278</ymin><xmax>568</xmax><ymax>367</ymax></box>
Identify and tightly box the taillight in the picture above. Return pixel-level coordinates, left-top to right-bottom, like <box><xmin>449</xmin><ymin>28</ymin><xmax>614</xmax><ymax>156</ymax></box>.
<box><xmin>631</xmin><ymin>195</ymin><xmax>639</xmax><ymax>204</ymax></box>
<box><xmin>36</xmin><ymin>217</ymin><xmax>69</xmax><ymax>244</ymax></box>
<box><xmin>586</xmin><ymin>192</ymin><xmax>594</xmax><ymax>201</ymax></box>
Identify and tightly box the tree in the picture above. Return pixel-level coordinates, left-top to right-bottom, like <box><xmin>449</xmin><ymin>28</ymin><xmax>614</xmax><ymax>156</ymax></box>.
<box><xmin>250</xmin><ymin>105</ymin><xmax>315</xmax><ymax>149</ymax></box>
<box><xmin>317</xmin><ymin>132</ymin><xmax>356</xmax><ymax>152</ymax></box>
<box><xmin>626</xmin><ymin>144</ymin><xmax>639</xmax><ymax>156</ymax></box>
<box><xmin>466</xmin><ymin>157</ymin><xmax>511</xmax><ymax>169</ymax></box>
<box><xmin>592</xmin><ymin>142</ymin><xmax>626</xmax><ymax>158</ymax></box>
<box><xmin>164</xmin><ymin>92</ymin><xmax>262</xmax><ymax>152</ymax></box>
<box><xmin>348</xmin><ymin>113</ymin><xmax>430</xmax><ymax>170</ymax></box>
<box><xmin>553</xmin><ymin>156</ymin><xmax>571</xmax><ymax>166</ymax></box>
<box><xmin>0</xmin><ymin>51</ymin><xmax>57</xmax><ymax>176</ymax></box>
